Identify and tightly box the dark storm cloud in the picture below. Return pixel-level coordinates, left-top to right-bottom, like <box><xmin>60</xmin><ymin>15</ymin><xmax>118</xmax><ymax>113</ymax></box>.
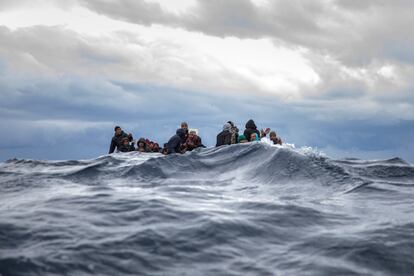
<box><xmin>68</xmin><ymin>0</ymin><xmax>414</xmax><ymax>66</ymax></box>
<box><xmin>78</xmin><ymin>0</ymin><xmax>176</xmax><ymax>26</ymax></box>
<box><xmin>1</xmin><ymin>68</ymin><xmax>413</xmax><ymax>163</ymax></box>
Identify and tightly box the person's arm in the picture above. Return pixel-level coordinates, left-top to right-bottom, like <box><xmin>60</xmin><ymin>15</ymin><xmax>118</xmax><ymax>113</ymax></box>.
<box><xmin>196</xmin><ymin>137</ymin><xmax>202</xmax><ymax>147</ymax></box>
<box><xmin>216</xmin><ymin>133</ymin><xmax>222</xmax><ymax>147</ymax></box>
<box><xmin>244</xmin><ymin>130</ymin><xmax>250</xmax><ymax>141</ymax></box>
<box><xmin>167</xmin><ymin>137</ymin><xmax>179</xmax><ymax>153</ymax></box>
<box><xmin>109</xmin><ymin>139</ymin><xmax>116</xmax><ymax>154</ymax></box>
<box><xmin>261</xmin><ymin>128</ymin><xmax>270</xmax><ymax>138</ymax></box>
<box><xmin>225</xmin><ymin>132</ymin><xmax>232</xmax><ymax>145</ymax></box>
<box><xmin>234</xmin><ymin>133</ymin><xmax>239</xmax><ymax>144</ymax></box>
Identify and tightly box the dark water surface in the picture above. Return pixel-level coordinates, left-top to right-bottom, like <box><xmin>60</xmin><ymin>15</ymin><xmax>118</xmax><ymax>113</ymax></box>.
<box><xmin>1</xmin><ymin>143</ymin><xmax>414</xmax><ymax>276</ymax></box>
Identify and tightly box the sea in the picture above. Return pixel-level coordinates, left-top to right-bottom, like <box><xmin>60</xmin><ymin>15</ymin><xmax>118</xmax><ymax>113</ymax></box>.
<box><xmin>1</xmin><ymin>142</ymin><xmax>414</xmax><ymax>276</ymax></box>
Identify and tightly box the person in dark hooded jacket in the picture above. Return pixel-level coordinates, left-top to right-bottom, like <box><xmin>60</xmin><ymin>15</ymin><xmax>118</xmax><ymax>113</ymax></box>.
<box><xmin>136</xmin><ymin>138</ymin><xmax>151</xmax><ymax>152</ymax></box>
<box><xmin>166</xmin><ymin>128</ymin><xmax>187</xmax><ymax>154</ymax></box>
<box><xmin>118</xmin><ymin>137</ymin><xmax>135</xmax><ymax>152</ymax></box>
<box><xmin>109</xmin><ymin>126</ymin><xmax>133</xmax><ymax>154</ymax></box>
<box><xmin>216</xmin><ymin>123</ymin><xmax>232</xmax><ymax>147</ymax></box>
<box><xmin>243</xmin><ymin>119</ymin><xmax>261</xmax><ymax>142</ymax></box>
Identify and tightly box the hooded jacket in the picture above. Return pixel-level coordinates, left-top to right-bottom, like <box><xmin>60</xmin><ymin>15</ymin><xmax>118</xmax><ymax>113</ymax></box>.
<box><xmin>136</xmin><ymin>138</ymin><xmax>151</xmax><ymax>152</ymax></box>
<box><xmin>243</xmin><ymin>120</ymin><xmax>260</xmax><ymax>142</ymax></box>
<box><xmin>109</xmin><ymin>131</ymin><xmax>133</xmax><ymax>154</ymax></box>
<box><xmin>216</xmin><ymin>123</ymin><xmax>232</xmax><ymax>147</ymax></box>
<box><xmin>237</xmin><ymin>134</ymin><xmax>248</xmax><ymax>143</ymax></box>
<box><xmin>185</xmin><ymin>134</ymin><xmax>203</xmax><ymax>151</ymax></box>
<box><xmin>118</xmin><ymin>142</ymin><xmax>135</xmax><ymax>152</ymax></box>
<box><xmin>166</xmin><ymin>128</ymin><xmax>187</xmax><ymax>154</ymax></box>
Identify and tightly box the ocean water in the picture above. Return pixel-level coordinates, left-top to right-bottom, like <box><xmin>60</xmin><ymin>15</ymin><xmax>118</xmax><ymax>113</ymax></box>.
<box><xmin>1</xmin><ymin>142</ymin><xmax>414</xmax><ymax>276</ymax></box>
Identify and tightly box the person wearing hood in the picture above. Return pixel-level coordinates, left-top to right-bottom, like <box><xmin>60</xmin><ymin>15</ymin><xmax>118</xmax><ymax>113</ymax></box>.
<box><xmin>166</xmin><ymin>128</ymin><xmax>187</xmax><ymax>154</ymax></box>
<box><xmin>238</xmin><ymin>134</ymin><xmax>248</xmax><ymax>143</ymax></box>
<box><xmin>243</xmin><ymin>119</ymin><xmax>261</xmax><ymax>142</ymax></box>
<box><xmin>184</xmin><ymin>130</ymin><xmax>204</xmax><ymax>151</ymax></box>
<box><xmin>118</xmin><ymin>137</ymin><xmax>135</xmax><ymax>152</ymax></box>
<box><xmin>136</xmin><ymin>138</ymin><xmax>151</xmax><ymax>152</ymax></box>
<box><xmin>150</xmin><ymin>142</ymin><xmax>161</xmax><ymax>153</ymax></box>
<box><xmin>227</xmin><ymin>121</ymin><xmax>239</xmax><ymax>145</ymax></box>
<box><xmin>109</xmin><ymin>126</ymin><xmax>133</xmax><ymax>154</ymax></box>
<box><xmin>216</xmin><ymin>123</ymin><xmax>233</xmax><ymax>147</ymax></box>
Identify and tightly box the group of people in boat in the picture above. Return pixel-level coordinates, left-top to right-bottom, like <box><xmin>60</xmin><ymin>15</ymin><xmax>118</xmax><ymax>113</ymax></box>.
<box><xmin>108</xmin><ymin>119</ymin><xmax>282</xmax><ymax>155</ymax></box>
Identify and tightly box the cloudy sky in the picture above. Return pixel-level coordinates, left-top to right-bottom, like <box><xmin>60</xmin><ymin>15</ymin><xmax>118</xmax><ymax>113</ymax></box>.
<box><xmin>0</xmin><ymin>0</ymin><xmax>413</xmax><ymax>162</ymax></box>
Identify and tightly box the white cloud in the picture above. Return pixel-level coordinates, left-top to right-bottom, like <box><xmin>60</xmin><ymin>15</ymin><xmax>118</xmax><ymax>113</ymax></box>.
<box><xmin>145</xmin><ymin>0</ymin><xmax>196</xmax><ymax>14</ymax></box>
<box><xmin>0</xmin><ymin>5</ymin><xmax>320</xmax><ymax>98</ymax></box>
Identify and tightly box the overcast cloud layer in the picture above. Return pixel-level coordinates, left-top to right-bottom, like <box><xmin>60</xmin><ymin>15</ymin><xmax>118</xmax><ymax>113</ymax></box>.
<box><xmin>0</xmin><ymin>0</ymin><xmax>413</xmax><ymax>162</ymax></box>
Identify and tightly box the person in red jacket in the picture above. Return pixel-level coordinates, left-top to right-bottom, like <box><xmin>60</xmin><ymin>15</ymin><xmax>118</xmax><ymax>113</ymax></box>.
<box><xmin>184</xmin><ymin>130</ymin><xmax>204</xmax><ymax>151</ymax></box>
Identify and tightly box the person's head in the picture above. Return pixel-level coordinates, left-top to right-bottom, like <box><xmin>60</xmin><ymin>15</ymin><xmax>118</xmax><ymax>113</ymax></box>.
<box><xmin>114</xmin><ymin>126</ymin><xmax>122</xmax><ymax>135</ymax></box>
<box><xmin>228</xmin><ymin>121</ymin><xmax>239</xmax><ymax>133</ymax></box>
<box><xmin>245</xmin><ymin>119</ymin><xmax>257</xmax><ymax>130</ymax></box>
<box><xmin>250</xmin><ymin>133</ymin><xmax>259</xmax><ymax>141</ymax></box>
<box><xmin>181</xmin><ymin>122</ymin><xmax>188</xmax><ymax>130</ymax></box>
<box><xmin>138</xmin><ymin>138</ymin><xmax>146</xmax><ymax>148</ymax></box>
<box><xmin>152</xmin><ymin>143</ymin><xmax>160</xmax><ymax>152</ymax></box>
<box><xmin>189</xmin><ymin>130</ymin><xmax>197</xmax><ymax>139</ymax></box>
<box><xmin>238</xmin><ymin>134</ymin><xmax>248</xmax><ymax>143</ymax></box>
<box><xmin>176</xmin><ymin>128</ymin><xmax>187</xmax><ymax>140</ymax></box>
<box><xmin>121</xmin><ymin>137</ymin><xmax>129</xmax><ymax>146</ymax></box>
<box><xmin>223</xmin><ymin>123</ymin><xmax>232</xmax><ymax>132</ymax></box>
<box><xmin>269</xmin><ymin>131</ymin><xmax>277</xmax><ymax>140</ymax></box>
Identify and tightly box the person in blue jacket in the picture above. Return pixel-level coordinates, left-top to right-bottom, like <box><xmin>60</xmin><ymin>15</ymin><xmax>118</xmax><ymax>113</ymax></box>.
<box><xmin>165</xmin><ymin>128</ymin><xmax>187</xmax><ymax>154</ymax></box>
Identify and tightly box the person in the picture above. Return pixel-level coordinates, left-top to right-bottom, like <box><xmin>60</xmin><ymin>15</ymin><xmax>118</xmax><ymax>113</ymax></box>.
<box><xmin>136</xmin><ymin>138</ymin><xmax>150</xmax><ymax>152</ymax></box>
<box><xmin>237</xmin><ymin>134</ymin><xmax>248</xmax><ymax>143</ymax></box>
<box><xmin>109</xmin><ymin>126</ymin><xmax>133</xmax><ymax>154</ymax></box>
<box><xmin>260</xmin><ymin>128</ymin><xmax>271</xmax><ymax>138</ymax></box>
<box><xmin>227</xmin><ymin>121</ymin><xmax>239</xmax><ymax>144</ymax></box>
<box><xmin>161</xmin><ymin>143</ymin><xmax>169</xmax><ymax>155</ymax></box>
<box><xmin>184</xmin><ymin>130</ymin><xmax>204</xmax><ymax>151</ymax></box>
<box><xmin>150</xmin><ymin>142</ymin><xmax>161</xmax><ymax>153</ymax></box>
<box><xmin>269</xmin><ymin>131</ymin><xmax>283</xmax><ymax>145</ymax></box>
<box><xmin>250</xmin><ymin>133</ymin><xmax>260</xmax><ymax>142</ymax></box>
<box><xmin>216</xmin><ymin>123</ymin><xmax>232</xmax><ymax>147</ymax></box>
<box><xmin>118</xmin><ymin>137</ymin><xmax>135</xmax><ymax>152</ymax></box>
<box><xmin>165</xmin><ymin>128</ymin><xmax>187</xmax><ymax>154</ymax></box>
<box><xmin>243</xmin><ymin>119</ymin><xmax>261</xmax><ymax>142</ymax></box>
<box><xmin>181</xmin><ymin>122</ymin><xmax>189</xmax><ymax>132</ymax></box>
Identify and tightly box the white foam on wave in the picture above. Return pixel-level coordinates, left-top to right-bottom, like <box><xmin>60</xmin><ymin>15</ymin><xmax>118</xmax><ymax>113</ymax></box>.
<box><xmin>259</xmin><ymin>138</ymin><xmax>326</xmax><ymax>158</ymax></box>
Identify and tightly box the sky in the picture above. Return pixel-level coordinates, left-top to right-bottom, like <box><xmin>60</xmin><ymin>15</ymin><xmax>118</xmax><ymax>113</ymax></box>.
<box><xmin>0</xmin><ymin>0</ymin><xmax>413</xmax><ymax>162</ymax></box>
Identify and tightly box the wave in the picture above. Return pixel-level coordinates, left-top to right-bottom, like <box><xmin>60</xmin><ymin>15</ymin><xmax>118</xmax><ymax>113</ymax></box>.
<box><xmin>3</xmin><ymin>142</ymin><xmax>412</xmax><ymax>193</ymax></box>
<box><xmin>1</xmin><ymin>142</ymin><xmax>414</xmax><ymax>275</ymax></box>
